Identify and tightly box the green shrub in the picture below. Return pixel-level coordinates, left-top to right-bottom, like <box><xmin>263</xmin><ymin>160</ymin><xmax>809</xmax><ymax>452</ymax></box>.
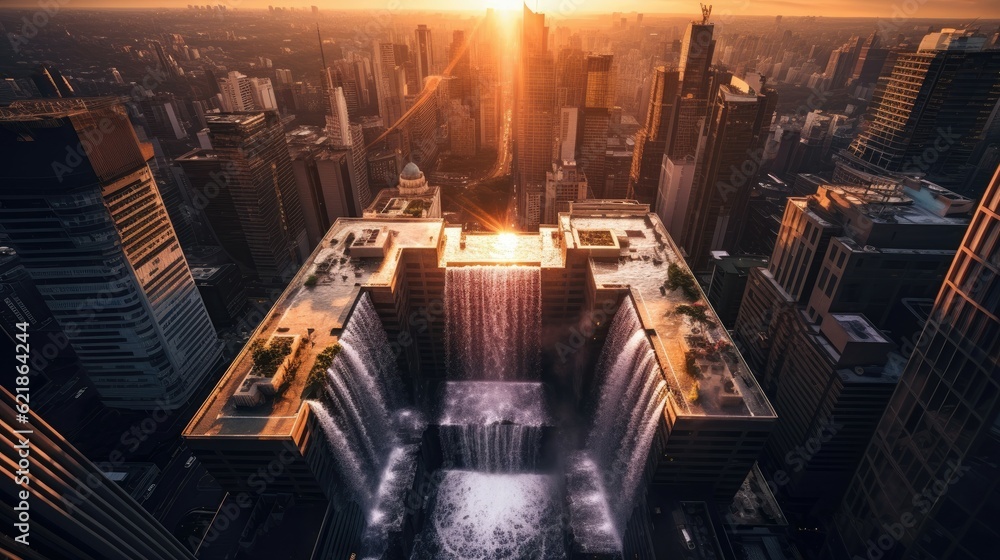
<box><xmin>305</xmin><ymin>344</ymin><xmax>342</xmax><ymax>397</ymax></box>
<box><xmin>665</xmin><ymin>263</ymin><xmax>700</xmax><ymax>301</ymax></box>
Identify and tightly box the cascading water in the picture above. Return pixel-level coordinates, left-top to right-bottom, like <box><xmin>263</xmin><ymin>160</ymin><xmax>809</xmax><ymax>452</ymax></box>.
<box><xmin>438</xmin><ymin>381</ymin><xmax>546</xmax><ymax>472</ymax></box>
<box><xmin>307</xmin><ymin>292</ymin><xmax>403</xmax><ymax>510</ymax></box>
<box><xmin>583</xmin><ymin>299</ymin><xmax>667</xmax><ymax>534</ymax></box>
<box><xmin>445</xmin><ymin>266</ymin><xmax>541</xmax><ymax>380</ymax></box>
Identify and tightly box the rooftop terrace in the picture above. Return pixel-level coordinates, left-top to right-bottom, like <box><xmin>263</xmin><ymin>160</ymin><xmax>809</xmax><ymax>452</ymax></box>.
<box><xmin>185</xmin><ymin>206</ymin><xmax>774</xmax><ymax>440</ymax></box>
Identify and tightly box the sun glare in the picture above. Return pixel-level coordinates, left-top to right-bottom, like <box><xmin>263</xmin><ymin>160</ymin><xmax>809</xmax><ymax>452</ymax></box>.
<box><xmin>481</xmin><ymin>0</ymin><xmax>525</xmax><ymax>12</ymax></box>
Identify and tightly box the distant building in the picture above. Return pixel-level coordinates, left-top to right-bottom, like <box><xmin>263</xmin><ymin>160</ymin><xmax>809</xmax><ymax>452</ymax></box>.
<box><xmin>448</xmin><ymin>101</ymin><xmax>477</xmax><ymax>157</ymax></box>
<box><xmin>191</xmin><ymin>264</ymin><xmax>248</xmax><ymax>329</ymax></box>
<box><xmin>707</xmin><ymin>252</ymin><xmax>769</xmax><ymax>328</ymax></box>
<box><xmin>287</xmin><ymin>126</ymin><xmax>370</xmax><ymax>245</ymax></box>
<box><xmin>544</xmin><ymin>160</ymin><xmax>588</xmax><ymax>224</ymax></box>
<box><xmin>176</xmin><ymin>112</ymin><xmax>309</xmax><ymax>285</ymax></box>
<box><xmin>836</xmin><ymin>28</ymin><xmax>1000</xmax><ymax>197</ymax></box>
<box><xmin>364</xmin><ymin>162</ymin><xmax>441</xmax><ymax>219</ymax></box>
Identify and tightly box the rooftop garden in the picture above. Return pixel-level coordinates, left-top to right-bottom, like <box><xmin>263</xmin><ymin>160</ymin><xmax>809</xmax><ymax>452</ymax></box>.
<box><xmin>250</xmin><ymin>337</ymin><xmax>295</xmax><ymax>378</ymax></box>
<box><xmin>578</xmin><ymin>229</ymin><xmax>615</xmax><ymax>246</ymax></box>
<box><xmin>403</xmin><ymin>199</ymin><xmax>427</xmax><ymax>217</ymax></box>
<box><xmin>665</xmin><ymin>263</ymin><xmax>700</xmax><ymax>301</ymax></box>
<box><xmin>305</xmin><ymin>343</ymin><xmax>342</xmax><ymax>398</ymax></box>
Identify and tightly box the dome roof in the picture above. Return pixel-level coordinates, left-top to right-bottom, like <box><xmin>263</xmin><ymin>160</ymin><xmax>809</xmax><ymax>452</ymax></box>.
<box><xmin>400</xmin><ymin>162</ymin><xmax>422</xmax><ymax>180</ymax></box>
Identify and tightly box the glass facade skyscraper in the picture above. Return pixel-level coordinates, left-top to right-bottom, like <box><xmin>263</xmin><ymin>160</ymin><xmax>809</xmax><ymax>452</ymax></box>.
<box><xmin>0</xmin><ymin>98</ymin><xmax>222</xmax><ymax>410</ymax></box>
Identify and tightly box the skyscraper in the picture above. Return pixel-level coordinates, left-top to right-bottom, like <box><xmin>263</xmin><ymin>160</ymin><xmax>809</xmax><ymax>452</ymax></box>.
<box><xmin>217</xmin><ymin>70</ymin><xmax>256</xmax><ymax>112</ymax></box>
<box><xmin>631</xmin><ymin>67</ymin><xmax>681</xmax><ymax>204</ymax></box>
<box><xmin>830</xmin><ymin>166</ymin><xmax>1000</xmax><ymax>560</ymax></box>
<box><xmin>0</xmin><ymin>247</ymin><xmax>82</xmax><ymax>413</ymax></box>
<box><xmin>836</xmin><ymin>29</ymin><xmax>1000</xmax><ymax>197</ymax></box>
<box><xmin>374</xmin><ymin>42</ymin><xmax>409</xmax><ymax>129</ymax></box>
<box><xmin>414</xmin><ymin>24</ymin><xmax>434</xmax><ymax>89</ymax></box>
<box><xmin>0</xmin><ymin>98</ymin><xmax>221</xmax><ymax>409</ymax></box>
<box><xmin>176</xmin><ymin>112</ymin><xmax>309</xmax><ymax>285</ymax></box>
<box><xmin>672</xmin><ymin>76</ymin><xmax>776</xmax><ymax>271</ymax></box>
<box><xmin>632</xmin><ymin>19</ymin><xmax>716</xmax><ymax>207</ymax></box>
<box><xmin>515</xmin><ymin>4</ymin><xmax>555</xmax><ymax>229</ymax></box>
<box><xmin>578</xmin><ymin>54</ymin><xmax>613</xmax><ymax>198</ymax></box>
<box><xmin>1</xmin><ymin>388</ymin><xmax>196</xmax><ymax>559</ymax></box>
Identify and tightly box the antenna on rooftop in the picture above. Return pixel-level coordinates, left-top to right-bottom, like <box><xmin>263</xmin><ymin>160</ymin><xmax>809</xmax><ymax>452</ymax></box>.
<box><xmin>700</xmin><ymin>4</ymin><xmax>712</xmax><ymax>25</ymax></box>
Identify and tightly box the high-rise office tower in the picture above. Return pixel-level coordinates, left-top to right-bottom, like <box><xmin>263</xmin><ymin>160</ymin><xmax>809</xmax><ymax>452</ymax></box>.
<box><xmin>448</xmin><ymin>30</ymin><xmax>472</xmax><ymax>102</ymax></box>
<box><xmin>836</xmin><ymin>29</ymin><xmax>1000</xmax><ymax>197</ymax></box>
<box><xmin>374</xmin><ymin>42</ymin><xmax>409</xmax><ymax>129</ymax></box>
<box><xmin>176</xmin><ymin>112</ymin><xmax>309</xmax><ymax>285</ymax></box>
<box><xmin>151</xmin><ymin>40</ymin><xmax>180</xmax><ymax>79</ymax></box>
<box><xmin>557</xmin><ymin>106</ymin><xmax>579</xmax><ymax>162</ymax></box>
<box><xmin>323</xmin><ymin>65</ymin><xmax>352</xmax><ymax>147</ymax></box>
<box><xmin>217</xmin><ymin>70</ymin><xmax>256</xmax><ymax>112</ymax></box>
<box><xmin>138</xmin><ymin>93</ymin><xmax>188</xmax><ymax>140</ymax></box>
<box><xmin>671</xmin><ymin>76</ymin><xmax>776</xmax><ymax>271</ymax></box>
<box><xmin>733</xmin><ymin>178</ymin><xmax>973</xmax><ymax>514</ymax></box>
<box><xmin>248</xmin><ymin>77</ymin><xmax>277</xmax><ymax>110</ymax></box>
<box><xmin>830</xmin><ymin>167</ymin><xmax>1000</xmax><ymax>560</ymax></box>
<box><xmin>287</xmin><ymin>127</ymin><xmax>369</xmax><ymax>245</ymax></box>
<box><xmin>0</xmin><ymin>98</ymin><xmax>221</xmax><ymax>409</ymax></box>
<box><xmin>555</xmin><ymin>47</ymin><xmax>586</xmax><ymax>109</ymax></box>
<box><xmin>30</xmin><ymin>64</ymin><xmax>74</xmax><ymax>98</ymax></box>
<box><xmin>515</xmin><ymin>4</ymin><xmax>555</xmax><ymax>229</ymax></box>
<box><xmin>1</xmin><ymin>388</ymin><xmax>195</xmax><ymax>559</ymax></box>
<box><xmin>632</xmin><ymin>67</ymin><xmax>681</xmax><ymax>204</ymax></box>
<box><xmin>578</xmin><ymin>54</ymin><xmax>613</xmax><ymax>198</ymax></box>
<box><xmin>414</xmin><ymin>24</ymin><xmax>434</xmax><ymax>89</ymax></box>
<box><xmin>448</xmin><ymin>100</ymin><xmax>477</xmax><ymax>157</ymax></box>
<box><xmin>633</xmin><ymin>18</ymin><xmax>716</xmax><ymax>207</ymax></box>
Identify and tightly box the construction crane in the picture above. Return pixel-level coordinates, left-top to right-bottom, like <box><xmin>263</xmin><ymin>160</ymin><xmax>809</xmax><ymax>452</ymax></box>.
<box><xmin>700</xmin><ymin>4</ymin><xmax>712</xmax><ymax>25</ymax></box>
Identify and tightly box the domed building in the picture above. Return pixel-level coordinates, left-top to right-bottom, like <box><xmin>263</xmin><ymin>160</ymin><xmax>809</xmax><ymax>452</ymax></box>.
<box><xmin>363</xmin><ymin>162</ymin><xmax>442</xmax><ymax>219</ymax></box>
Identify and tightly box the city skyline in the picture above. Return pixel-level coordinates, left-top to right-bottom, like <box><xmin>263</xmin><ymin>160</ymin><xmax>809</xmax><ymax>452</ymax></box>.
<box><xmin>2</xmin><ymin>1</ymin><xmax>998</xmax><ymax>19</ymax></box>
<box><xmin>1</xmin><ymin>2</ymin><xmax>998</xmax><ymax>559</ymax></box>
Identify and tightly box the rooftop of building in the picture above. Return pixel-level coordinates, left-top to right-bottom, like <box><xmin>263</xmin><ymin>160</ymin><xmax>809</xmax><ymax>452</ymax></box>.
<box><xmin>710</xmin><ymin>252</ymin><xmax>769</xmax><ymax>276</ymax></box>
<box><xmin>0</xmin><ymin>96</ymin><xmax>127</xmax><ymax>119</ymax></box>
<box><xmin>185</xmin><ymin>218</ymin><xmax>444</xmax><ymax>438</ymax></box>
<box><xmin>185</xmin><ymin>205</ymin><xmax>774</xmax><ymax>440</ymax></box>
<box><xmin>204</xmin><ymin>112</ymin><xmax>262</xmax><ymax>125</ymax></box>
<box><xmin>812</xmin><ymin>180</ymin><xmax>972</xmax><ymax>226</ymax></box>
<box><xmin>189</xmin><ymin>266</ymin><xmax>225</xmax><ymax>280</ymax></box>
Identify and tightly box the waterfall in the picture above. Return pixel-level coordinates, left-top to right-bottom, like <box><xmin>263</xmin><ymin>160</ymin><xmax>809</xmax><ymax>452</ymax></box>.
<box><xmin>585</xmin><ymin>299</ymin><xmax>667</xmax><ymax>533</ymax></box>
<box><xmin>308</xmin><ymin>292</ymin><xmax>403</xmax><ymax>510</ymax></box>
<box><xmin>439</xmin><ymin>424</ymin><xmax>542</xmax><ymax>472</ymax></box>
<box><xmin>445</xmin><ymin>266</ymin><xmax>541</xmax><ymax>380</ymax></box>
<box><xmin>437</xmin><ymin>380</ymin><xmax>547</xmax><ymax>473</ymax></box>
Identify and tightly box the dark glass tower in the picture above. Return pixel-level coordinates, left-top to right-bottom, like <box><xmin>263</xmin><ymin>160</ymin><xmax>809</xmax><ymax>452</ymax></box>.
<box><xmin>176</xmin><ymin>112</ymin><xmax>309</xmax><ymax>286</ymax></box>
<box><xmin>831</xmin><ymin>166</ymin><xmax>1000</xmax><ymax>559</ymax></box>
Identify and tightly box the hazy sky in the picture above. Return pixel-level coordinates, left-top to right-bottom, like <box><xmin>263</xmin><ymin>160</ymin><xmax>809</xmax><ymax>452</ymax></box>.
<box><xmin>4</xmin><ymin>0</ymin><xmax>998</xmax><ymax>19</ymax></box>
